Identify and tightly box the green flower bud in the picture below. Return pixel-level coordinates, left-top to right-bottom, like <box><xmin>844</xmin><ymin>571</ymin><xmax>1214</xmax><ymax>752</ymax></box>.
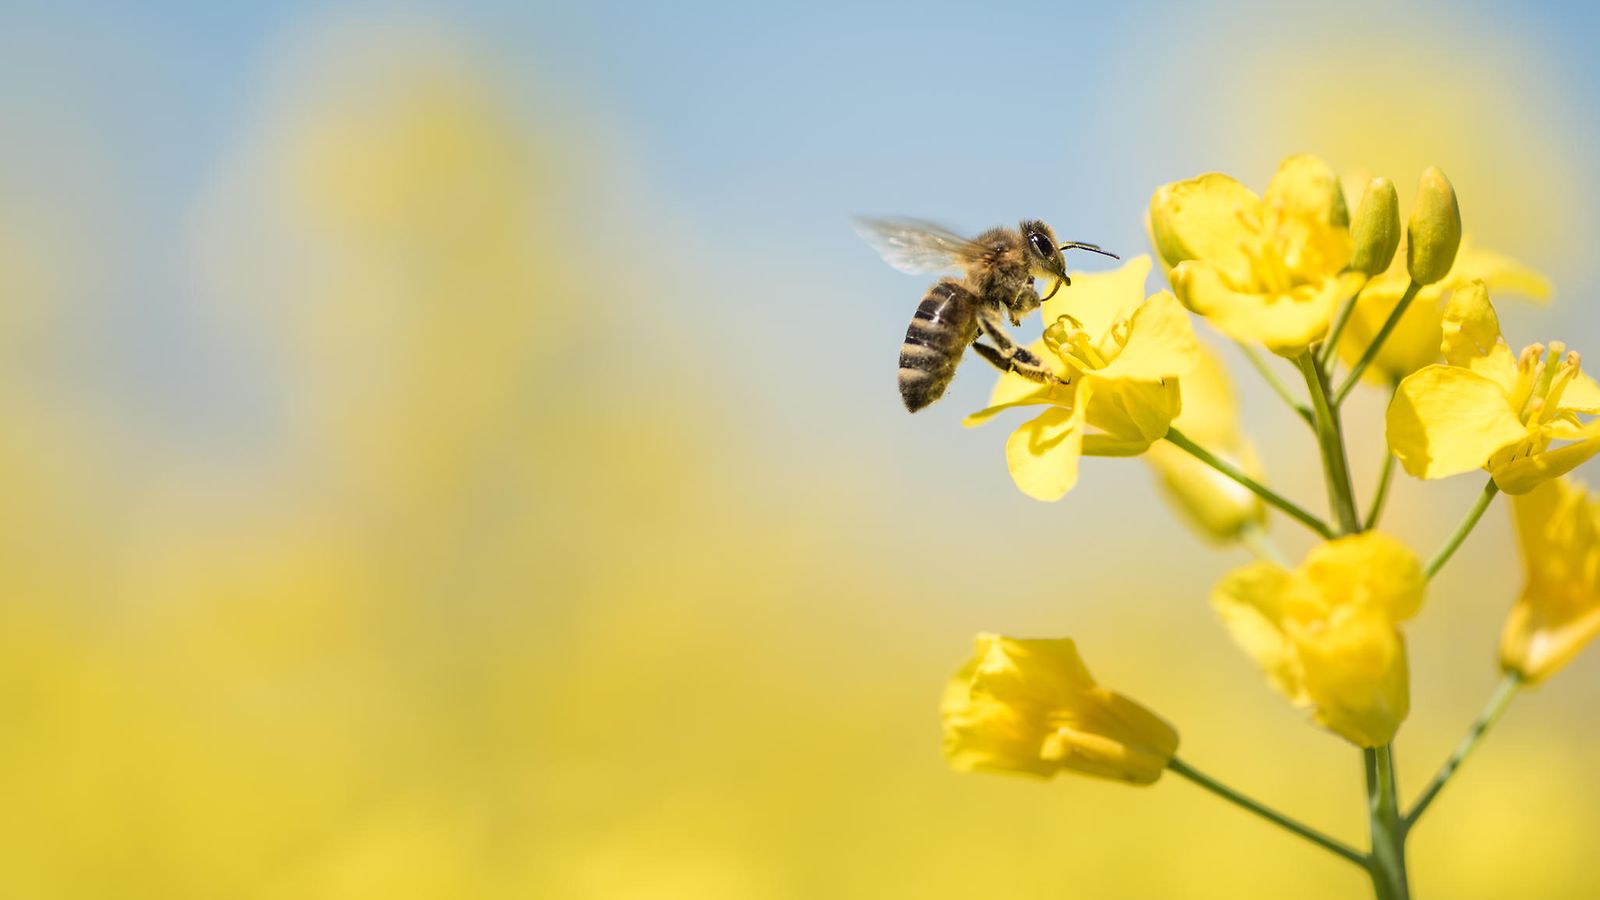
<box><xmin>1405</xmin><ymin>166</ymin><xmax>1461</xmax><ymax>285</ymax></box>
<box><xmin>1349</xmin><ymin>177</ymin><xmax>1400</xmax><ymax>276</ymax></box>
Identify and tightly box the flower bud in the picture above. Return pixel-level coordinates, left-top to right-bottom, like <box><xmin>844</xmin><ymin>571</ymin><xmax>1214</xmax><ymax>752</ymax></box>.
<box><xmin>1349</xmin><ymin>177</ymin><xmax>1400</xmax><ymax>276</ymax></box>
<box><xmin>941</xmin><ymin>635</ymin><xmax>1179</xmax><ymax>784</ymax></box>
<box><xmin>1405</xmin><ymin>166</ymin><xmax>1462</xmax><ymax>285</ymax></box>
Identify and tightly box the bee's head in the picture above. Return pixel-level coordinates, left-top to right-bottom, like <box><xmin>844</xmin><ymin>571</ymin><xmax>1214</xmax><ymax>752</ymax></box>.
<box><xmin>1019</xmin><ymin>219</ymin><xmax>1069</xmax><ymax>300</ymax></box>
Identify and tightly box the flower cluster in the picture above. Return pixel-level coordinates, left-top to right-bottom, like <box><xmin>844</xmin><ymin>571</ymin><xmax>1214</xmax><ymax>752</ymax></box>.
<box><xmin>938</xmin><ymin>154</ymin><xmax>1600</xmax><ymax>896</ymax></box>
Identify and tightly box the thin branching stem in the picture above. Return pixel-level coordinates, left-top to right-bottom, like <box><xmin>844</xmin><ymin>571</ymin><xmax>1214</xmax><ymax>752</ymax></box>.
<box><xmin>1425</xmin><ymin>478</ymin><xmax>1501</xmax><ymax>578</ymax></box>
<box><xmin>1169</xmin><ymin>758</ymin><xmax>1367</xmax><ymax>867</ymax></box>
<box><xmin>1165</xmin><ymin>428</ymin><xmax>1335</xmax><ymax>539</ymax></box>
<box><xmin>1237</xmin><ymin>340</ymin><xmax>1315</xmax><ymax>427</ymax></box>
<box><xmin>1404</xmin><ymin>672</ymin><xmax>1522</xmax><ymax>828</ymax></box>
<box><xmin>1297</xmin><ymin>353</ymin><xmax>1362</xmax><ymax>535</ymax></box>
<box><xmin>1335</xmin><ymin>281</ymin><xmax>1421</xmax><ymax>405</ymax></box>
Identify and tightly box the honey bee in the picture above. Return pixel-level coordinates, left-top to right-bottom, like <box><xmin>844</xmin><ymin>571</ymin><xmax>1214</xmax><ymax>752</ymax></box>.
<box><xmin>856</xmin><ymin>218</ymin><xmax>1118</xmax><ymax>412</ymax></box>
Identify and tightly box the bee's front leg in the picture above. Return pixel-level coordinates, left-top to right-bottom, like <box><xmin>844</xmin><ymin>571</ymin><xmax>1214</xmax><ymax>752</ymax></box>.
<box><xmin>973</xmin><ymin>312</ymin><xmax>1068</xmax><ymax>386</ymax></box>
<box><xmin>1007</xmin><ymin>282</ymin><xmax>1042</xmax><ymax>327</ymax></box>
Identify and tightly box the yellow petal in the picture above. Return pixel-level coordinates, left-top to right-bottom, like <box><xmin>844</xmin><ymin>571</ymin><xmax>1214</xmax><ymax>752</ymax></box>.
<box><xmin>1004</xmin><ymin>388</ymin><xmax>1090</xmax><ymax>501</ymax></box>
<box><xmin>1043</xmin><ymin>686</ymin><xmax>1180</xmax><ymax>785</ymax></box>
<box><xmin>1211</xmin><ymin>562</ymin><xmax>1303</xmax><ymax>702</ymax></box>
<box><xmin>1501</xmin><ymin>479</ymin><xmax>1600</xmax><ymax>683</ymax></box>
<box><xmin>1084</xmin><ymin>377</ymin><xmax>1180</xmax><ymax>451</ymax></box>
<box><xmin>1175</xmin><ymin>263</ymin><xmax>1354</xmax><ymax>357</ymax></box>
<box><xmin>1264</xmin><ymin>154</ymin><xmax>1352</xmax><ymax>276</ymax></box>
<box><xmin>1093</xmin><ymin>291</ymin><xmax>1201</xmax><ymax>382</ymax></box>
<box><xmin>1044</xmin><ymin>255</ymin><xmax>1152</xmax><ymax>343</ymax></box>
<box><xmin>1265</xmin><ymin>154</ymin><xmax>1349</xmax><ymax>228</ymax></box>
<box><xmin>1148</xmin><ymin>173</ymin><xmax>1261</xmax><ymax>282</ymax></box>
<box><xmin>1293</xmin><ymin>606</ymin><xmax>1409</xmax><ymax>747</ymax></box>
<box><xmin>1440</xmin><ymin>280</ymin><xmax>1518</xmax><ymax>392</ymax></box>
<box><xmin>1387</xmin><ymin>365</ymin><xmax>1526</xmax><ymax>480</ymax></box>
<box><xmin>1300</xmin><ymin>532</ymin><xmax>1426</xmax><ymax>622</ymax></box>
<box><xmin>1557</xmin><ymin>371</ymin><xmax>1600</xmax><ymax>414</ymax></box>
<box><xmin>1492</xmin><ymin>430</ymin><xmax>1600</xmax><ymax>495</ymax></box>
<box><xmin>970</xmin><ymin>635</ymin><xmax>1095</xmax><ymax>705</ymax></box>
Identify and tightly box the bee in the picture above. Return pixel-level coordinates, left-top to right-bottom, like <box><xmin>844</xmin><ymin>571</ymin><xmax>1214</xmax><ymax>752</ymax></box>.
<box><xmin>856</xmin><ymin>218</ymin><xmax>1118</xmax><ymax>412</ymax></box>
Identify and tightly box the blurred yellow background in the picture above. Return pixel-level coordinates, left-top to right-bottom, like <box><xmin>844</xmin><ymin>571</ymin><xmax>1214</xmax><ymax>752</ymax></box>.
<box><xmin>1</xmin><ymin>2</ymin><xmax>1597</xmax><ymax>897</ymax></box>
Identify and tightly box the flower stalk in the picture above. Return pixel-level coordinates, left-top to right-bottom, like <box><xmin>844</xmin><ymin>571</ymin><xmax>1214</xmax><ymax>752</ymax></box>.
<box><xmin>1365</xmin><ymin>745</ymin><xmax>1410</xmax><ymax>900</ymax></box>
<box><xmin>1165</xmin><ymin>427</ymin><xmax>1334</xmax><ymax>538</ymax></box>
<box><xmin>1405</xmin><ymin>672</ymin><xmax>1521</xmax><ymax>826</ymax></box>
<box><xmin>1336</xmin><ymin>281</ymin><xmax>1422</xmax><ymax>405</ymax></box>
<box><xmin>1168</xmin><ymin>758</ymin><xmax>1366</xmax><ymax>867</ymax></box>
<box><xmin>1425</xmin><ymin>478</ymin><xmax>1501</xmax><ymax>578</ymax></box>
<box><xmin>1298</xmin><ymin>352</ymin><xmax>1362</xmax><ymax>534</ymax></box>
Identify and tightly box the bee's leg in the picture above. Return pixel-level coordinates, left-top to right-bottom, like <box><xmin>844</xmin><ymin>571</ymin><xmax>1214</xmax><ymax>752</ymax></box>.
<box><xmin>971</xmin><ymin>342</ymin><xmax>1060</xmax><ymax>385</ymax></box>
<box><xmin>1006</xmin><ymin>284</ymin><xmax>1041</xmax><ymax>326</ymax></box>
<box><xmin>976</xmin><ymin>313</ymin><xmax>1067</xmax><ymax>385</ymax></box>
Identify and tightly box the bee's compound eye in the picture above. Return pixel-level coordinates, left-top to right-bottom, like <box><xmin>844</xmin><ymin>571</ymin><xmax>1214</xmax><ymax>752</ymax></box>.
<box><xmin>1028</xmin><ymin>232</ymin><xmax>1055</xmax><ymax>259</ymax></box>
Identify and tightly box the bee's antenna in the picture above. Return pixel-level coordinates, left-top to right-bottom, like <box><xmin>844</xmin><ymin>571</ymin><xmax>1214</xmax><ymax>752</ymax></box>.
<box><xmin>1060</xmin><ymin>242</ymin><xmax>1119</xmax><ymax>260</ymax></box>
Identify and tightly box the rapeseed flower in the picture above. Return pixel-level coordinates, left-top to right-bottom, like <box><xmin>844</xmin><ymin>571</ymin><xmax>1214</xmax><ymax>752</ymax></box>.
<box><xmin>965</xmin><ymin>255</ymin><xmax>1199</xmax><ymax>501</ymax></box>
<box><xmin>1150</xmin><ymin>154</ymin><xmax>1364</xmax><ymax>357</ymax></box>
<box><xmin>942</xmin><ymin>634</ymin><xmax>1179</xmax><ymax>783</ymax></box>
<box><xmin>1500</xmin><ymin>477</ymin><xmax>1600</xmax><ymax>683</ymax></box>
<box><xmin>1212</xmin><ymin>533</ymin><xmax>1425</xmax><ymax>747</ymax></box>
<box><xmin>1387</xmin><ymin>281</ymin><xmax>1600</xmax><ymax>493</ymax></box>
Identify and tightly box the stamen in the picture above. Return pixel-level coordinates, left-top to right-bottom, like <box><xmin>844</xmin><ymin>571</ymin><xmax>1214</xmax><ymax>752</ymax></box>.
<box><xmin>1539</xmin><ymin>350</ymin><xmax>1583</xmax><ymax>423</ymax></box>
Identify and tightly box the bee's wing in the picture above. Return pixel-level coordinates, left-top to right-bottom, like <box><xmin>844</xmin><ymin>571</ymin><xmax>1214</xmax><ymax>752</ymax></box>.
<box><xmin>853</xmin><ymin>217</ymin><xmax>983</xmax><ymax>274</ymax></box>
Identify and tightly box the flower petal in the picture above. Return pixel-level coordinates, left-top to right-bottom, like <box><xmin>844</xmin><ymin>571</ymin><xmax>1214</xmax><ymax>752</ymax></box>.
<box><xmin>1557</xmin><ymin>371</ymin><xmax>1600</xmax><ymax>415</ymax></box>
<box><xmin>1004</xmin><ymin>387</ymin><xmax>1091</xmax><ymax>501</ymax></box>
<box><xmin>1093</xmin><ymin>291</ymin><xmax>1201</xmax><ymax>382</ymax></box>
<box><xmin>1175</xmin><ymin>263</ymin><xmax>1355</xmax><ymax>357</ymax></box>
<box><xmin>1211</xmin><ymin>562</ymin><xmax>1303</xmax><ymax>703</ymax></box>
<box><xmin>1292</xmin><ymin>607</ymin><xmax>1409</xmax><ymax>748</ymax></box>
<box><xmin>1387</xmin><ymin>365</ymin><xmax>1526</xmax><ymax>480</ymax></box>
<box><xmin>1492</xmin><ymin>429</ymin><xmax>1600</xmax><ymax>495</ymax></box>
<box><xmin>1084</xmin><ymin>377</ymin><xmax>1180</xmax><ymax>451</ymax></box>
<box><xmin>1148</xmin><ymin>173</ymin><xmax>1261</xmax><ymax>282</ymax></box>
<box><xmin>1440</xmin><ymin>280</ymin><xmax>1518</xmax><ymax>392</ymax></box>
<box><xmin>1043</xmin><ymin>255</ymin><xmax>1152</xmax><ymax>344</ymax></box>
<box><xmin>1264</xmin><ymin>154</ymin><xmax>1351</xmax><ymax>276</ymax></box>
<box><xmin>1300</xmin><ymin>532</ymin><xmax>1426</xmax><ymax>622</ymax></box>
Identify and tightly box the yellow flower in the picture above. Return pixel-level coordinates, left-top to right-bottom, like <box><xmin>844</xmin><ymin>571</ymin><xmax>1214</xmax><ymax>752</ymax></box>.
<box><xmin>1212</xmin><ymin>533</ymin><xmax>1424</xmax><ymax>747</ymax></box>
<box><xmin>1386</xmin><ymin>281</ymin><xmax>1600</xmax><ymax>494</ymax></box>
<box><xmin>1500</xmin><ymin>477</ymin><xmax>1600</xmax><ymax>684</ymax></box>
<box><xmin>1334</xmin><ymin>236</ymin><xmax>1550</xmax><ymax>384</ymax></box>
<box><xmin>964</xmin><ymin>255</ymin><xmax>1200</xmax><ymax>501</ymax></box>
<box><xmin>1149</xmin><ymin>154</ymin><xmax>1364</xmax><ymax>357</ymax></box>
<box><xmin>1142</xmin><ymin>341</ymin><xmax>1266</xmax><ymax>542</ymax></box>
<box><xmin>941</xmin><ymin>634</ymin><xmax>1179</xmax><ymax>783</ymax></box>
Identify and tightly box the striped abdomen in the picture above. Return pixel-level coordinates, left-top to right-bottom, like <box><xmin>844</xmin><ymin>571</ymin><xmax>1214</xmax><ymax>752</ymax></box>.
<box><xmin>899</xmin><ymin>278</ymin><xmax>980</xmax><ymax>412</ymax></box>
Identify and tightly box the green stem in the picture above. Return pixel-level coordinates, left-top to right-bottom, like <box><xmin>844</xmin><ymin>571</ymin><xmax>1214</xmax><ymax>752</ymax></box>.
<box><xmin>1335</xmin><ymin>281</ymin><xmax>1421</xmax><ymax>405</ymax></box>
<box><xmin>1318</xmin><ymin>279</ymin><xmax>1364</xmax><ymax>369</ymax></box>
<box><xmin>1425</xmin><ymin>478</ymin><xmax>1501</xmax><ymax>578</ymax></box>
<box><xmin>1165</xmin><ymin>428</ymin><xmax>1335</xmax><ymax>539</ymax></box>
<box><xmin>1237</xmin><ymin>340</ymin><xmax>1315</xmax><ymax>427</ymax></box>
<box><xmin>1364</xmin><ymin>452</ymin><xmax>1396</xmax><ymax>530</ymax></box>
<box><xmin>1297</xmin><ymin>353</ymin><xmax>1362</xmax><ymax>535</ymax></box>
<box><xmin>1404</xmin><ymin>672</ymin><xmax>1522</xmax><ymax>828</ymax></box>
<box><xmin>1168</xmin><ymin>758</ymin><xmax>1367</xmax><ymax>867</ymax></box>
<box><xmin>1365</xmin><ymin>745</ymin><xmax>1411</xmax><ymax>900</ymax></box>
